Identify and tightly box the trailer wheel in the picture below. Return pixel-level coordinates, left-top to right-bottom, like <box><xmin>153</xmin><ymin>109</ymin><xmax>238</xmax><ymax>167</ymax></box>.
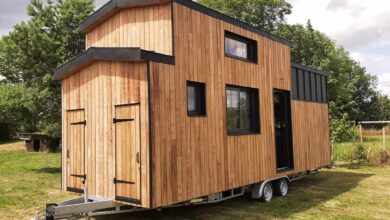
<box><xmin>275</xmin><ymin>178</ymin><xmax>289</xmax><ymax>197</ymax></box>
<box><xmin>260</xmin><ymin>182</ymin><xmax>273</xmax><ymax>202</ymax></box>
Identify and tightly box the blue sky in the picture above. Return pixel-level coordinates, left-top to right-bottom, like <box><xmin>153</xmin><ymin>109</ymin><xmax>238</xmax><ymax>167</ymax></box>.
<box><xmin>1</xmin><ymin>0</ymin><xmax>389</xmax><ymax>95</ymax></box>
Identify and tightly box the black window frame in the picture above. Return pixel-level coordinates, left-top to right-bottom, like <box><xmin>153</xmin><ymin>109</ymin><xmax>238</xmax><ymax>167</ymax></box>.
<box><xmin>226</xmin><ymin>85</ymin><xmax>260</xmax><ymax>135</ymax></box>
<box><xmin>187</xmin><ymin>81</ymin><xmax>206</xmax><ymax>117</ymax></box>
<box><xmin>224</xmin><ymin>31</ymin><xmax>258</xmax><ymax>64</ymax></box>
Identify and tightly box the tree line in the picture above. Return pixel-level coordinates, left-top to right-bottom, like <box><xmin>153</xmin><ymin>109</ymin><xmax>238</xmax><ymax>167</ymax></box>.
<box><xmin>0</xmin><ymin>0</ymin><xmax>389</xmax><ymax>145</ymax></box>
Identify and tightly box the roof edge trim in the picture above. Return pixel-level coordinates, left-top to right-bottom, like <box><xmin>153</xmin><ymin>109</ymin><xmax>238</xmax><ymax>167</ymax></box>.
<box><xmin>79</xmin><ymin>0</ymin><xmax>170</xmax><ymax>32</ymax></box>
<box><xmin>292</xmin><ymin>63</ymin><xmax>328</xmax><ymax>76</ymax></box>
<box><xmin>54</xmin><ymin>47</ymin><xmax>175</xmax><ymax>80</ymax></box>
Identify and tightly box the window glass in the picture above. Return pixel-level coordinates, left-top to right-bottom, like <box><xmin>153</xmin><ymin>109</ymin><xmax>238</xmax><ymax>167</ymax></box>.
<box><xmin>187</xmin><ymin>81</ymin><xmax>206</xmax><ymax>116</ymax></box>
<box><xmin>187</xmin><ymin>85</ymin><xmax>197</xmax><ymax>112</ymax></box>
<box><xmin>226</xmin><ymin>86</ymin><xmax>260</xmax><ymax>134</ymax></box>
<box><xmin>227</xmin><ymin>89</ymin><xmax>239</xmax><ymax>130</ymax></box>
<box><xmin>225</xmin><ymin>37</ymin><xmax>248</xmax><ymax>59</ymax></box>
<box><xmin>224</xmin><ymin>31</ymin><xmax>257</xmax><ymax>62</ymax></box>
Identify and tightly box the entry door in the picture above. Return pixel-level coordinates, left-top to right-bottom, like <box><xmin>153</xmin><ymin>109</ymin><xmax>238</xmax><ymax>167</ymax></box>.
<box><xmin>273</xmin><ymin>90</ymin><xmax>294</xmax><ymax>171</ymax></box>
<box><xmin>66</xmin><ymin>109</ymin><xmax>86</xmax><ymax>193</ymax></box>
<box><xmin>114</xmin><ymin>104</ymin><xmax>141</xmax><ymax>204</ymax></box>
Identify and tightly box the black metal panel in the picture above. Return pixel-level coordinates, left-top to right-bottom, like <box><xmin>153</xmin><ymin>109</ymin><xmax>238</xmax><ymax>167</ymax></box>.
<box><xmin>304</xmin><ymin>71</ymin><xmax>311</xmax><ymax>101</ymax></box>
<box><xmin>316</xmin><ymin>74</ymin><xmax>322</xmax><ymax>102</ymax></box>
<box><xmin>297</xmin><ymin>69</ymin><xmax>304</xmax><ymax>100</ymax></box>
<box><xmin>310</xmin><ymin>73</ymin><xmax>317</xmax><ymax>102</ymax></box>
<box><xmin>321</xmin><ymin>75</ymin><xmax>327</xmax><ymax>103</ymax></box>
<box><xmin>291</xmin><ymin>67</ymin><xmax>298</xmax><ymax>99</ymax></box>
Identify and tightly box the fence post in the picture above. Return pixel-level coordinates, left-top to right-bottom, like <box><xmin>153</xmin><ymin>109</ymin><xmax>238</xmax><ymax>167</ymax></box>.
<box><xmin>360</xmin><ymin>124</ymin><xmax>363</xmax><ymax>143</ymax></box>
<box><xmin>383</xmin><ymin>127</ymin><xmax>386</xmax><ymax>148</ymax></box>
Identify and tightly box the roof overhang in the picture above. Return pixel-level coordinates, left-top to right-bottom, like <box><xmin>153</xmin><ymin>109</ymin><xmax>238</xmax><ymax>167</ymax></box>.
<box><xmin>54</xmin><ymin>47</ymin><xmax>175</xmax><ymax>80</ymax></box>
<box><xmin>79</xmin><ymin>0</ymin><xmax>170</xmax><ymax>32</ymax></box>
<box><xmin>292</xmin><ymin>63</ymin><xmax>328</xmax><ymax>76</ymax></box>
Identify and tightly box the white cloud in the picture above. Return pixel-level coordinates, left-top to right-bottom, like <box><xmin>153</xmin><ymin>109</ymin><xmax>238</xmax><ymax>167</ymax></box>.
<box><xmin>286</xmin><ymin>0</ymin><xmax>390</xmax><ymax>96</ymax></box>
<box><xmin>377</xmin><ymin>73</ymin><xmax>390</xmax><ymax>96</ymax></box>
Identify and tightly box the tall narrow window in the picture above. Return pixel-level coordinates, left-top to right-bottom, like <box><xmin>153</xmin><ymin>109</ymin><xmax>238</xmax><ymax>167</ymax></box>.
<box><xmin>225</xmin><ymin>31</ymin><xmax>258</xmax><ymax>63</ymax></box>
<box><xmin>226</xmin><ymin>85</ymin><xmax>260</xmax><ymax>135</ymax></box>
<box><xmin>187</xmin><ymin>81</ymin><xmax>206</xmax><ymax>116</ymax></box>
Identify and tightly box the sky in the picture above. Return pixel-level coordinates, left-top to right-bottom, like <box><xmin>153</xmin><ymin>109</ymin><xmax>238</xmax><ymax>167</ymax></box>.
<box><xmin>1</xmin><ymin>0</ymin><xmax>390</xmax><ymax>95</ymax></box>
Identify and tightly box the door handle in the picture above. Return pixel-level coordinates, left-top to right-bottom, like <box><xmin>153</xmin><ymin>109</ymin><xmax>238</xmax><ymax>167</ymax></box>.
<box><xmin>136</xmin><ymin>152</ymin><xmax>140</xmax><ymax>164</ymax></box>
<box><xmin>67</xmin><ymin>149</ymin><xmax>70</xmax><ymax>159</ymax></box>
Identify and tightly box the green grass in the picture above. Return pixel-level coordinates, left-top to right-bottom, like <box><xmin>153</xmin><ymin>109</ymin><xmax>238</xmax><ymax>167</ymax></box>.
<box><xmin>0</xmin><ymin>141</ymin><xmax>389</xmax><ymax>219</ymax></box>
<box><xmin>0</xmin><ymin>141</ymin><xmax>72</xmax><ymax>219</ymax></box>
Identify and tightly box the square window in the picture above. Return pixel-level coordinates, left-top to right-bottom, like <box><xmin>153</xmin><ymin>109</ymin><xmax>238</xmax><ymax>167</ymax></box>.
<box><xmin>187</xmin><ymin>81</ymin><xmax>206</xmax><ymax>116</ymax></box>
<box><xmin>225</xmin><ymin>31</ymin><xmax>257</xmax><ymax>63</ymax></box>
<box><xmin>226</xmin><ymin>85</ymin><xmax>260</xmax><ymax>135</ymax></box>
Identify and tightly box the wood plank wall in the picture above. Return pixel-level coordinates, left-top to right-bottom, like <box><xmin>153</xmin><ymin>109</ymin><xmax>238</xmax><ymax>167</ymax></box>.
<box><xmin>291</xmin><ymin>101</ymin><xmax>331</xmax><ymax>169</ymax></box>
<box><xmin>61</xmin><ymin>61</ymin><xmax>150</xmax><ymax>207</ymax></box>
<box><xmin>85</xmin><ymin>3</ymin><xmax>172</xmax><ymax>55</ymax></box>
<box><xmin>149</xmin><ymin>2</ymin><xmax>330</xmax><ymax>207</ymax></box>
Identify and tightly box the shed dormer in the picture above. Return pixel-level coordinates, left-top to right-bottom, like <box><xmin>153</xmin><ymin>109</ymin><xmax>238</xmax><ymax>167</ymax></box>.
<box><xmin>81</xmin><ymin>0</ymin><xmax>173</xmax><ymax>55</ymax></box>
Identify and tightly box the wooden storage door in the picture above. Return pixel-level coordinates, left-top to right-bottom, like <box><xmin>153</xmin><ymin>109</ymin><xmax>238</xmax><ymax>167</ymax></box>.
<box><xmin>66</xmin><ymin>109</ymin><xmax>86</xmax><ymax>193</ymax></box>
<box><xmin>114</xmin><ymin>104</ymin><xmax>141</xmax><ymax>204</ymax></box>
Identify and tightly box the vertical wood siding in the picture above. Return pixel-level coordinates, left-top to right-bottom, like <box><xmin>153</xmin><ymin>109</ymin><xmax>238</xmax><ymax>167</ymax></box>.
<box><xmin>149</xmin><ymin>3</ymin><xmax>330</xmax><ymax>207</ymax></box>
<box><xmin>61</xmin><ymin>61</ymin><xmax>150</xmax><ymax>207</ymax></box>
<box><xmin>85</xmin><ymin>3</ymin><xmax>173</xmax><ymax>55</ymax></box>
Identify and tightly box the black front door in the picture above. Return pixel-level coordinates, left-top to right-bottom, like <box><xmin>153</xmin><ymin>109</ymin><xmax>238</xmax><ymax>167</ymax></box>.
<box><xmin>273</xmin><ymin>89</ymin><xmax>294</xmax><ymax>171</ymax></box>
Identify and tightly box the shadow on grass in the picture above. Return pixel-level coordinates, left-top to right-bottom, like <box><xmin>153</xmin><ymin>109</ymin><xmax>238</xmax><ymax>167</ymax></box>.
<box><xmin>30</xmin><ymin>167</ymin><xmax>61</xmax><ymax>174</ymax></box>
<box><xmin>96</xmin><ymin>170</ymin><xmax>373</xmax><ymax>220</ymax></box>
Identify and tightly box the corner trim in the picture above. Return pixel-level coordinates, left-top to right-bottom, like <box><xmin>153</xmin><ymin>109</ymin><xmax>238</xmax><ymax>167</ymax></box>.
<box><xmin>146</xmin><ymin>62</ymin><xmax>154</xmax><ymax>208</ymax></box>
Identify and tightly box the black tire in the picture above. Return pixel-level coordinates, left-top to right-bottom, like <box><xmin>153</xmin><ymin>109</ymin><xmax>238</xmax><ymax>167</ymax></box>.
<box><xmin>274</xmin><ymin>178</ymin><xmax>289</xmax><ymax>197</ymax></box>
<box><xmin>260</xmin><ymin>182</ymin><xmax>273</xmax><ymax>202</ymax></box>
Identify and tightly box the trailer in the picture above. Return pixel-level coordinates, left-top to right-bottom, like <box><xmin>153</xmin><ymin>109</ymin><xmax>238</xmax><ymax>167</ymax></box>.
<box><xmin>40</xmin><ymin>0</ymin><xmax>331</xmax><ymax>218</ymax></box>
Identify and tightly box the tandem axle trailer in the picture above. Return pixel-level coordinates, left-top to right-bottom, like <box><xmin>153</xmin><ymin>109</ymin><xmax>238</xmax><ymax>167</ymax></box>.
<box><xmin>35</xmin><ymin>169</ymin><xmax>325</xmax><ymax>220</ymax></box>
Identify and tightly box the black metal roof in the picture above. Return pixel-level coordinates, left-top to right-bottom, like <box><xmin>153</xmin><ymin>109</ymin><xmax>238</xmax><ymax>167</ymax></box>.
<box><xmin>54</xmin><ymin>47</ymin><xmax>174</xmax><ymax>80</ymax></box>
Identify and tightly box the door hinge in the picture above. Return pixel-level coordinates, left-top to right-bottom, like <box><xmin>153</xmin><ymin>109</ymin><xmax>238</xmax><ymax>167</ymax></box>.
<box><xmin>70</xmin><ymin>120</ymin><xmax>86</xmax><ymax>125</ymax></box>
<box><xmin>113</xmin><ymin>118</ymin><xmax>134</xmax><ymax>124</ymax></box>
<box><xmin>136</xmin><ymin>152</ymin><xmax>140</xmax><ymax>164</ymax></box>
<box><xmin>114</xmin><ymin>178</ymin><xmax>135</xmax><ymax>184</ymax></box>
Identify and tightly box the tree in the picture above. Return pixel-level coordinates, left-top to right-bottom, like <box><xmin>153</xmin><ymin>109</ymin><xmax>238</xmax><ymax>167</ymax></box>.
<box><xmin>0</xmin><ymin>0</ymin><xmax>94</xmax><ymax>142</ymax></box>
<box><xmin>198</xmin><ymin>0</ymin><xmax>292</xmax><ymax>32</ymax></box>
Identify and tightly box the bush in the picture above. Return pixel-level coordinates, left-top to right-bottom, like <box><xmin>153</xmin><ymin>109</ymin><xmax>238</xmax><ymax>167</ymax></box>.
<box><xmin>367</xmin><ymin>147</ymin><xmax>390</xmax><ymax>166</ymax></box>
<box><xmin>347</xmin><ymin>144</ymin><xmax>368</xmax><ymax>162</ymax></box>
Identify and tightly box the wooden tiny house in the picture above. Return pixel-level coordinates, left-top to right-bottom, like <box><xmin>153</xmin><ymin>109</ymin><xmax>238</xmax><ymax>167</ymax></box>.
<box><xmin>55</xmin><ymin>0</ymin><xmax>330</xmax><ymax>209</ymax></box>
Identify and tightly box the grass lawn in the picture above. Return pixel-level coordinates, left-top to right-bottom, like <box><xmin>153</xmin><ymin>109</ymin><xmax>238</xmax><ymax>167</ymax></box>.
<box><xmin>0</xmin><ymin>141</ymin><xmax>389</xmax><ymax>219</ymax></box>
<box><xmin>0</xmin><ymin>141</ymin><xmax>73</xmax><ymax>219</ymax></box>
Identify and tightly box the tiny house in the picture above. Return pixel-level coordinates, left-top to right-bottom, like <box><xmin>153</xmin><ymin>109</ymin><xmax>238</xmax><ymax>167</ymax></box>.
<box><xmin>53</xmin><ymin>0</ymin><xmax>330</xmax><ymax>212</ymax></box>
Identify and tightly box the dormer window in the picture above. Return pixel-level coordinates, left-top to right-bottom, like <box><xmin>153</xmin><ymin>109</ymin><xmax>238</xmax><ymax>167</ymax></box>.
<box><xmin>224</xmin><ymin>31</ymin><xmax>258</xmax><ymax>63</ymax></box>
